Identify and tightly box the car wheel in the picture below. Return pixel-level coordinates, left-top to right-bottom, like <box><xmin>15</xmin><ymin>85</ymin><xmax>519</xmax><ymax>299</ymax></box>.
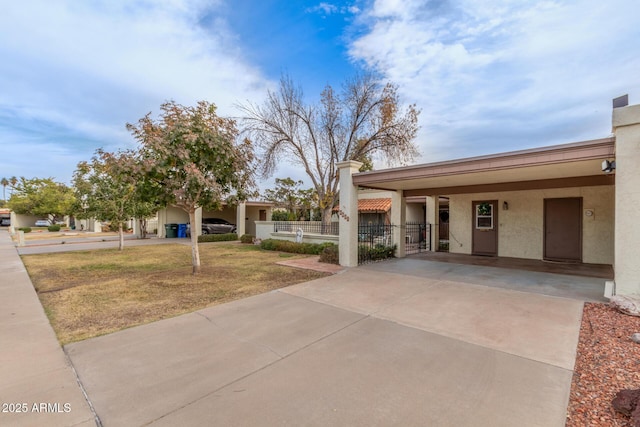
<box><xmin>202</xmin><ymin>229</ymin><xmax>209</xmax><ymax>234</ymax></box>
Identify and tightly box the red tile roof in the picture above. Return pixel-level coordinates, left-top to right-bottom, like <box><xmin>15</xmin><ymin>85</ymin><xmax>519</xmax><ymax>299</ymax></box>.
<box><xmin>334</xmin><ymin>198</ymin><xmax>391</xmax><ymax>213</ymax></box>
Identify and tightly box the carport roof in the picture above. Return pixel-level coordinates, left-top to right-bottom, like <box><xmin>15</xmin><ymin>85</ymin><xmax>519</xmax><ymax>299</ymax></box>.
<box><xmin>353</xmin><ymin>137</ymin><xmax>616</xmax><ymax>196</ymax></box>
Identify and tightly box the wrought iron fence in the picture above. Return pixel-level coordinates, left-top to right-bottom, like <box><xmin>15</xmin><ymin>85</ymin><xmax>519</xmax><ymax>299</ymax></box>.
<box><xmin>405</xmin><ymin>222</ymin><xmax>430</xmax><ymax>255</ymax></box>
<box><xmin>273</xmin><ymin>221</ymin><xmax>339</xmax><ymax>235</ymax></box>
<box><xmin>358</xmin><ymin>223</ymin><xmax>396</xmax><ymax>265</ymax></box>
<box><xmin>438</xmin><ymin>222</ymin><xmax>449</xmax><ymax>252</ymax></box>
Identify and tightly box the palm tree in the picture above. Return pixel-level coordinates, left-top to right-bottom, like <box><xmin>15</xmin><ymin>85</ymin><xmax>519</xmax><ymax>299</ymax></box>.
<box><xmin>0</xmin><ymin>177</ymin><xmax>8</xmax><ymax>202</ymax></box>
<box><xmin>9</xmin><ymin>176</ymin><xmax>17</xmax><ymax>198</ymax></box>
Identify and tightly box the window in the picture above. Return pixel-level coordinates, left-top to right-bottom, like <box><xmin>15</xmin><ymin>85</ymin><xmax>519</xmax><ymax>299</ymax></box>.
<box><xmin>476</xmin><ymin>202</ymin><xmax>493</xmax><ymax>229</ymax></box>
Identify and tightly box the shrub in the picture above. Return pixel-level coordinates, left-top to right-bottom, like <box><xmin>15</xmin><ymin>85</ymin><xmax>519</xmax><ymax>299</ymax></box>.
<box><xmin>47</xmin><ymin>224</ymin><xmax>61</xmax><ymax>232</ymax></box>
<box><xmin>18</xmin><ymin>227</ymin><xmax>32</xmax><ymax>233</ymax></box>
<box><xmin>198</xmin><ymin>233</ymin><xmax>238</xmax><ymax>243</ymax></box>
<box><xmin>259</xmin><ymin>239</ymin><xmax>335</xmax><ymax>255</ymax></box>
<box><xmin>319</xmin><ymin>245</ymin><xmax>339</xmax><ymax>264</ymax></box>
<box><xmin>240</xmin><ymin>234</ymin><xmax>254</xmax><ymax>244</ymax></box>
<box><xmin>270</xmin><ymin>210</ymin><xmax>290</xmax><ymax>221</ymax></box>
<box><xmin>358</xmin><ymin>244</ymin><xmax>396</xmax><ymax>262</ymax></box>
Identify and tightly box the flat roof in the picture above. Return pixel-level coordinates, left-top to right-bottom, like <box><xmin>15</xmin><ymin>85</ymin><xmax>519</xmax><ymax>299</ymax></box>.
<box><xmin>353</xmin><ymin>137</ymin><xmax>615</xmax><ymax>195</ymax></box>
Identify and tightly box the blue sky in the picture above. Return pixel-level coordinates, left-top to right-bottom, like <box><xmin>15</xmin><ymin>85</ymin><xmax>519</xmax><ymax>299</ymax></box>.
<box><xmin>1</xmin><ymin>0</ymin><xmax>639</xmax><ymax>193</ymax></box>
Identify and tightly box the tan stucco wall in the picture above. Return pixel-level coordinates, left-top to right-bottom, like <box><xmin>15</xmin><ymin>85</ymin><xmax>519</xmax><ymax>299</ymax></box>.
<box><xmin>613</xmin><ymin>103</ymin><xmax>640</xmax><ymax>294</ymax></box>
<box><xmin>448</xmin><ymin>185</ymin><xmax>614</xmax><ymax>264</ymax></box>
<box><xmin>165</xmin><ymin>206</ymin><xmax>190</xmax><ymax>224</ymax></box>
<box><xmin>244</xmin><ymin>206</ymin><xmax>271</xmax><ymax>236</ymax></box>
<box><xmin>406</xmin><ymin>202</ymin><xmax>425</xmax><ymax>223</ymax></box>
<box><xmin>12</xmin><ymin>214</ymin><xmax>39</xmax><ymax>228</ymax></box>
<box><xmin>358</xmin><ymin>189</ymin><xmax>390</xmax><ymax>200</ymax></box>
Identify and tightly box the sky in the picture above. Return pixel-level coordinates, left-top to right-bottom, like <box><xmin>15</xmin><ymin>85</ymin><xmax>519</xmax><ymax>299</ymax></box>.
<box><xmin>1</xmin><ymin>0</ymin><xmax>639</xmax><ymax>194</ymax></box>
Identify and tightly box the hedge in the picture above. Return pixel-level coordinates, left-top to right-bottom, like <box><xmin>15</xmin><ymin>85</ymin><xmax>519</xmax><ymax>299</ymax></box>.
<box><xmin>240</xmin><ymin>234</ymin><xmax>254</xmax><ymax>244</ymax></box>
<box><xmin>18</xmin><ymin>227</ymin><xmax>32</xmax><ymax>233</ymax></box>
<box><xmin>48</xmin><ymin>224</ymin><xmax>61</xmax><ymax>232</ymax></box>
<box><xmin>358</xmin><ymin>244</ymin><xmax>396</xmax><ymax>262</ymax></box>
<box><xmin>259</xmin><ymin>238</ymin><xmax>335</xmax><ymax>255</ymax></box>
<box><xmin>319</xmin><ymin>245</ymin><xmax>339</xmax><ymax>264</ymax></box>
<box><xmin>198</xmin><ymin>233</ymin><xmax>238</xmax><ymax>243</ymax></box>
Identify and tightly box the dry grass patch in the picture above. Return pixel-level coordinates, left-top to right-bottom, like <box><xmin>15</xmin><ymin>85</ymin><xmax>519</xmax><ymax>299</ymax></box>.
<box><xmin>22</xmin><ymin>243</ymin><xmax>328</xmax><ymax>344</ymax></box>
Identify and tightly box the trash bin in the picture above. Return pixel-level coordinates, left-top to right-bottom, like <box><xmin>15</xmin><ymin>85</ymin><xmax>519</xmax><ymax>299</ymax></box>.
<box><xmin>165</xmin><ymin>223</ymin><xmax>178</xmax><ymax>238</ymax></box>
<box><xmin>178</xmin><ymin>223</ymin><xmax>187</xmax><ymax>238</ymax></box>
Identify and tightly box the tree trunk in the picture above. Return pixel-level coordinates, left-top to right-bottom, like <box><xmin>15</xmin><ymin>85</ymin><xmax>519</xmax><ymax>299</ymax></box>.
<box><xmin>189</xmin><ymin>210</ymin><xmax>201</xmax><ymax>274</ymax></box>
<box><xmin>118</xmin><ymin>223</ymin><xmax>124</xmax><ymax>251</ymax></box>
<box><xmin>138</xmin><ymin>218</ymin><xmax>147</xmax><ymax>239</ymax></box>
<box><xmin>321</xmin><ymin>206</ymin><xmax>333</xmax><ymax>235</ymax></box>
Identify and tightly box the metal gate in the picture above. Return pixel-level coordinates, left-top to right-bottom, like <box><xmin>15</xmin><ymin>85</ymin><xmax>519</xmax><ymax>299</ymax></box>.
<box><xmin>405</xmin><ymin>222</ymin><xmax>430</xmax><ymax>255</ymax></box>
<box><xmin>357</xmin><ymin>223</ymin><xmax>431</xmax><ymax>264</ymax></box>
<box><xmin>358</xmin><ymin>223</ymin><xmax>395</xmax><ymax>265</ymax></box>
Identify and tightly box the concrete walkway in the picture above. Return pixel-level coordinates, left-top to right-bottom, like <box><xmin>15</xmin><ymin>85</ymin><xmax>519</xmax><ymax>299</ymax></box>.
<box><xmin>0</xmin><ymin>230</ymin><xmax>96</xmax><ymax>427</ymax></box>
<box><xmin>65</xmin><ymin>260</ymin><xmax>587</xmax><ymax>426</ymax></box>
<box><xmin>2</xmin><ymin>233</ymin><xmax>592</xmax><ymax>426</ymax></box>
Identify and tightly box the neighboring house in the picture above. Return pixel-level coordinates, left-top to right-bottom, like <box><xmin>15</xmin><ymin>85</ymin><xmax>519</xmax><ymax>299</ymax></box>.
<box><xmin>333</xmin><ymin>191</ymin><xmax>428</xmax><ymax>226</ymax></box>
<box><xmin>335</xmin><ymin>97</ymin><xmax>640</xmax><ymax>297</ymax></box>
<box><xmin>156</xmin><ymin>201</ymin><xmax>273</xmax><ymax>239</ymax></box>
<box><xmin>335</xmin><ymin>197</ymin><xmax>392</xmax><ymax>225</ymax></box>
<box><xmin>7</xmin><ymin>211</ymin><xmax>73</xmax><ymax>229</ymax></box>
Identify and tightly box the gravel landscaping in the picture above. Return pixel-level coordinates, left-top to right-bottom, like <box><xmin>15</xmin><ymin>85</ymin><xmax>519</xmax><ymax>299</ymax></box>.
<box><xmin>567</xmin><ymin>303</ymin><xmax>640</xmax><ymax>426</ymax></box>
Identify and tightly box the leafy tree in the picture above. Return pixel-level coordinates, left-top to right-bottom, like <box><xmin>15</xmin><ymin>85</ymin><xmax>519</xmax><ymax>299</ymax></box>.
<box><xmin>1</xmin><ymin>177</ymin><xmax>8</xmax><ymax>202</ymax></box>
<box><xmin>240</xmin><ymin>73</ymin><xmax>419</xmax><ymax>230</ymax></box>
<box><xmin>264</xmin><ymin>177</ymin><xmax>303</xmax><ymax>214</ymax></box>
<box><xmin>127</xmin><ymin>100</ymin><xmax>256</xmax><ymax>274</ymax></box>
<box><xmin>8</xmin><ymin>177</ymin><xmax>76</xmax><ymax>223</ymax></box>
<box><xmin>73</xmin><ymin>149</ymin><xmax>160</xmax><ymax>250</ymax></box>
<box><xmin>264</xmin><ymin>177</ymin><xmax>321</xmax><ymax>221</ymax></box>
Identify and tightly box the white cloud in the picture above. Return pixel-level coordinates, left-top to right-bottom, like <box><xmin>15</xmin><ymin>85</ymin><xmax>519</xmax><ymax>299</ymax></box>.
<box><xmin>0</xmin><ymin>0</ymin><xmax>273</xmax><ymax>181</ymax></box>
<box><xmin>349</xmin><ymin>0</ymin><xmax>640</xmax><ymax>161</ymax></box>
<box><xmin>0</xmin><ymin>0</ymin><xmax>370</xmax><ymax>190</ymax></box>
<box><xmin>307</xmin><ymin>2</ymin><xmax>339</xmax><ymax>15</ymax></box>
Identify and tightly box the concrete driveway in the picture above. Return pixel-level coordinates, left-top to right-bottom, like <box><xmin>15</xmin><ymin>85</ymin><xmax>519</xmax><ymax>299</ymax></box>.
<box><xmin>66</xmin><ymin>260</ymin><xmax>587</xmax><ymax>426</ymax></box>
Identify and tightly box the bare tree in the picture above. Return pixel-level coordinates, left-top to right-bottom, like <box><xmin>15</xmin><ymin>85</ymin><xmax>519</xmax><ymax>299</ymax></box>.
<box><xmin>240</xmin><ymin>73</ymin><xmax>420</xmax><ymax>229</ymax></box>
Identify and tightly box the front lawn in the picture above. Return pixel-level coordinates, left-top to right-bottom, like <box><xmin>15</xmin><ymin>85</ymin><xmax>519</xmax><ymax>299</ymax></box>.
<box><xmin>22</xmin><ymin>243</ymin><xmax>328</xmax><ymax>344</ymax></box>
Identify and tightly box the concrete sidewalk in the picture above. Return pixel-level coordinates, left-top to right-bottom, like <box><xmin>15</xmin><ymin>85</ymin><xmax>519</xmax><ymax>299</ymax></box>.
<box><xmin>66</xmin><ymin>262</ymin><xmax>585</xmax><ymax>426</ymax></box>
<box><xmin>0</xmin><ymin>230</ymin><xmax>96</xmax><ymax>426</ymax></box>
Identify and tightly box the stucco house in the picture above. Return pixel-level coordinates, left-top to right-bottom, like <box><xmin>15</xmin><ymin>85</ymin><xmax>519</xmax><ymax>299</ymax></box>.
<box><xmin>155</xmin><ymin>201</ymin><xmax>273</xmax><ymax>239</ymax></box>
<box><xmin>336</xmin><ymin>97</ymin><xmax>640</xmax><ymax>297</ymax></box>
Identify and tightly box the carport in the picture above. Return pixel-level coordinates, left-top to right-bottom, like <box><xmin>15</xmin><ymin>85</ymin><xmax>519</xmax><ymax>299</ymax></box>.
<box><xmin>336</xmin><ymin>100</ymin><xmax>640</xmax><ymax>297</ymax></box>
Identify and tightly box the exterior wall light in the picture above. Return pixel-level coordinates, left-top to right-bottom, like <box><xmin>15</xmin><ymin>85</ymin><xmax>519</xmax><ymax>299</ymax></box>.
<box><xmin>602</xmin><ymin>160</ymin><xmax>616</xmax><ymax>173</ymax></box>
<box><xmin>503</xmin><ymin>201</ymin><xmax>509</xmax><ymax>211</ymax></box>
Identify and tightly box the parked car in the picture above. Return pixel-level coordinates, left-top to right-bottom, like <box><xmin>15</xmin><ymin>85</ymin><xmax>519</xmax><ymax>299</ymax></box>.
<box><xmin>185</xmin><ymin>218</ymin><xmax>236</xmax><ymax>237</ymax></box>
<box><xmin>202</xmin><ymin>218</ymin><xmax>236</xmax><ymax>234</ymax></box>
<box><xmin>34</xmin><ymin>219</ymin><xmax>49</xmax><ymax>227</ymax></box>
<box><xmin>0</xmin><ymin>218</ymin><xmax>10</xmax><ymax>226</ymax></box>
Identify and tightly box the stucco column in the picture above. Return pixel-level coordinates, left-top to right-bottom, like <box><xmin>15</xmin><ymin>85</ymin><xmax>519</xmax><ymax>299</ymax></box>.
<box><xmin>195</xmin><ymin>207</ymin><xmax>202</xmax><ymax>237</ymax></box>
<box><xmin>337</xmin><ymin>160</ymin><xmax>363</xmax><ymax>267</ymax></box>
<box><xmin>426</xmin><ymin>195</ymin><xmax>440</xmax><ymax>251</ymax></box>
<box><xmin>390</xmin><ymin>190</ymin><xmax>406</xmax><ymax>257</ymax></box>
<box><xmin>236</xmin><ymin>202</ymin><xmax>246</xmax><ymax>237</ymax></box>
<box><xmin>9</xmin><ymin>211</ymin><xmax>16</xmax><ymax>235</ymax></box>
<box><xmin>612</xmin><ymin>102</ymin><xmax>640</xmax><ymax>295</ymax></box>
<box><xmin>157</xmin><ymin>209</ymin><xmax>167</xmax><ymax>238</ymax></box>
